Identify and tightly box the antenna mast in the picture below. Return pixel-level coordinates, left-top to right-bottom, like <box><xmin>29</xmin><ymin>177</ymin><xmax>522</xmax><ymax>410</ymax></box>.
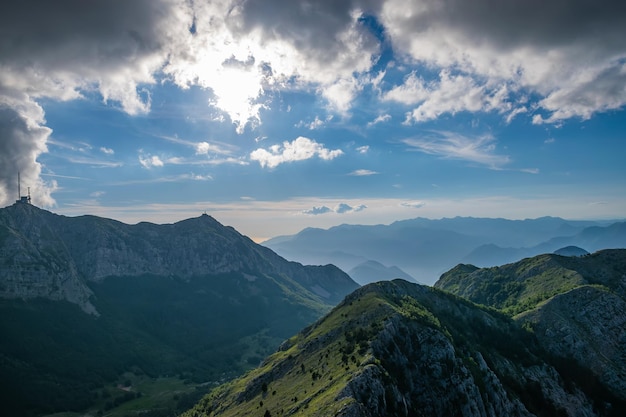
<box><xmin>18</xmin><ymin>171</ymin><xmax>21</xmax><ymax>201</ymax></box>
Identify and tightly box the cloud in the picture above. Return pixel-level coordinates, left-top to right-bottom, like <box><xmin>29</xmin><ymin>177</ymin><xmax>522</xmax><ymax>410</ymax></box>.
<box><xmin>356</xmin><ymin>145</ymin><xmax>370</xmax><ymax>154</ymax></box>
<box><xmin>402</xmin><ymin>131</ymin><xmax>510</xmax><ymax>169</ymax></box>
<box><xmin>400</xmin><ymin>201</ymin><xmax>425</xmax><ymax>209</ymax></box>
<box><xmin>367</xmin><ymin>114</ymin><xmax>391</xmax><ymax>127</ymax></box>
<box><xmin>0</xmin><ymin>0</ymin><xmax>191</xmax><ymax>206</ymax></box>
<box><xmin>100</xmin><ymin>147</ymin><xmax>114</xmax><ymax>155</ymax></box>
<box><xmin>349</xmin><ymin>169</ymin><xmax>378</xmax><ymax>176</ymax></box>
<box><xmin>66</xmin><ymin>157</ymin><xmax>123</xmax><ymax>168</ymax></box>
<box><xmin>139</xmin><ymin>153</ymin><xmax>164</xmax><ymax>169</ymax></box>
<box><xmin>380</xmin><ymin>0</ymin><xmax>626</xmax><ymax>122</ymax></box>
<box><xmin>296</xmin><ymin>115</ymin><xmax>334</xmax><ymax>130</ymax></box>
<box><xmin>383</xmin><ymin>71</ymin><xmax>512</xmax><ymax>123</ymax></box>
<box><xmin>302</xmin><ymin>206</ymin><xmax>332</xmax><ymax>215</ymax></box>
<box><xmin>0</xmin><ymin>97</ymin><xmax>57</xmax><ymax>206</ymax></box>
<box><xmin>250</xmin><ymin>136</ymin><xmax>343</xmax><ymax>168</ymax></box>
<box><xmin>302</xmin><ymin>203</ymin><xmax>367</xmax><ymax>215</ymax></box>
<box><xmin>335</xmin><ymin>203</ymin><xmax>367</xmax><ymax>213</ymax></box>
<box><xmin>195</xmin><ymin>142</ymin><xmax>211</xmax><ymax>155</ymax></box>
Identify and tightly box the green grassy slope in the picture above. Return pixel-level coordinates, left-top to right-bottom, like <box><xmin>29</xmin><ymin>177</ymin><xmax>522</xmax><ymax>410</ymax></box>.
<box><xmin>435</xmin><ymin>249</ymin><xmax>626</xmax><ymax>315</ymax></box>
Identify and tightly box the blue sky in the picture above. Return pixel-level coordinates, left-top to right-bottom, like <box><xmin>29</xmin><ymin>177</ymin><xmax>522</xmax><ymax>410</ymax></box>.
<box><xmin>1</xmin><ymin>0</ymin><xmax>625</xmax><ymax>241</ymax></box>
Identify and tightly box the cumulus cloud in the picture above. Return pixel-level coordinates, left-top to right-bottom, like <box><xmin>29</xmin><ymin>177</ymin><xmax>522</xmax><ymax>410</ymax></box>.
<box><xmin>250</xmin><ymin>136</ymin><xmax>343</xmax><ymax>168</ymax></box>
<box><xmin>402</xmin><ymin>131</ymin><xmax>510</xmax><ymax>169</ymax></box>
<box><xmin>303</xmin><ymin>202</ymin><xmax>367</xmax><ymax>215</ymax></box>
<box><xmin>139</xmin><ymin>153</ymin><xmax>164</xmax><ymax>169</ymax></box>
<box><xmin>0</xmin><ymin>96</ymin><xmax>57</xmax><ymax>206</ymax></box>
<box><xmin>356</xmin><ymin>145</ymin><xmax>370</xmax><ymax>154</ymax></box>
<box><xmin>380</xmin><ymin>0</ymin><xmax>626</xmax><ymax>122</ymax></box>
<box><xmin>383</xmin><ymin>71</ymin><xmax>512</xmax><ymax>123</ymax></box>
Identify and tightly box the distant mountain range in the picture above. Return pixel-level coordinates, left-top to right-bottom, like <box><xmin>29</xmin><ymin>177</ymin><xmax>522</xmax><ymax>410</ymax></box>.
<box><xmin>0</xmin><ymin>203</ymin><xmax>358</xmax><ymax>416</ymax></box>
<box><xmin>263</xmin><ymin>216</ymin><xmax>626</xmax><ymax>284</ymax></box>
<box><xmin>183</xmin><ymin>249</ymin><xmax>626</xmax><ymax>417</ymax></box>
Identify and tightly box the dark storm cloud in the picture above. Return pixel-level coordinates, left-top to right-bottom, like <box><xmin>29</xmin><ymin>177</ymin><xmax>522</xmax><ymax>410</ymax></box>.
<box><xmin>236</xmin><ymin>0</ymin><xmax>380</xmax><ymax>50</ymax></box>
<box><xmin>394</xmin><ymin>0</ymin><xmax>626</xmax><ymax>50</ymax></box>
<box><xmin>0</xmin><ymin>0</ymin><xmax>180</xmax><ymax>70</ymax></box>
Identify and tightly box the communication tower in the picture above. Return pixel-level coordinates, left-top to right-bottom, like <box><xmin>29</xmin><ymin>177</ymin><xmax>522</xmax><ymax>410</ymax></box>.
<box><xmin>16</xmin><ymin>172</ymin><xmax>31</xmax><ymax>204</ymax></box>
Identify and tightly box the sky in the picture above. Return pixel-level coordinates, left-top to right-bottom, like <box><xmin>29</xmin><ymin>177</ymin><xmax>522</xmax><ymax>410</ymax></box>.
<box><xmin>1</xmin><ymin>0</ymin><xmax>625</xmax><ymax>242</ymax></box>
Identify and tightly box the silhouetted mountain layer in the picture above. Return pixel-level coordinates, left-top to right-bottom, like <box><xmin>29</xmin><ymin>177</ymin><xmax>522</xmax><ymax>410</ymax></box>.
<box><xmin>0</xmin><ymin>203</ymin><xmax>358</xmax><ymax>416</ymax></box>
<box><xmin>347</xmin><ymin>260</ymin><xmax>415</xmax><ymax>285</ymax></box>
<box><xmin>263</xmin><ymin>216</ymin><xmax>624</xmax><ymax>284</ymax></box>
<box><xmin>183</xmin><ymin>251</ymin><xmax>626</xmax><ymax>417</ymax></box>
<box><xmin>554</xmin><ymin>245</ymin><xmax>589</xmax><ymax>256</ymax></box>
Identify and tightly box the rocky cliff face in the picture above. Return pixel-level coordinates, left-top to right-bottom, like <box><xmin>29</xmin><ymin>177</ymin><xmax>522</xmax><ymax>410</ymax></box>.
<box><xmin>0</xmin><ymin>203</ymin><xmax>357</xmax><ymax>313</ymax></box>
<box><xmin>436</xmin><ymin>249</ymin><xmax>626</xmax><ymax>403</ymax></box>
<box><xmin>183</xmin><ymin>280</ymin><xmax>625</xmax><ymax>417</ymax></box>
<box><xmin>518</xmin><ymin>286</ymin><xmax>626</xmax><ymax>401</ymax></box>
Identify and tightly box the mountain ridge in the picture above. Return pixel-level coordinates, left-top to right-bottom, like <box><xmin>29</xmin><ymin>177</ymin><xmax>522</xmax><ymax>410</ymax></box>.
<box><xmin>183</xmin><ymin>272</ymin><xmax>626</xmax><ymax>417</ymax></box>
<box><xmin>0</xmin><ymin>203</ymin><xmax>357</xmax><ymax>313</ymax></box>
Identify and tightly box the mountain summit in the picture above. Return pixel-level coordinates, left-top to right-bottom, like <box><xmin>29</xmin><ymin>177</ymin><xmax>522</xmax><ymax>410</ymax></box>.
<box><xmin>0</xmin><ymin>203</ymin><xmax>357</xmax><ymax>313</ymax></box>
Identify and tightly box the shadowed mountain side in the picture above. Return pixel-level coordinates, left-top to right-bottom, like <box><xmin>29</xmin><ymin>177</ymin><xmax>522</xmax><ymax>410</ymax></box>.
<box><xmin>0</xmin><ymin>203</ymin><xmax>358</xmax><ymax>311</ymax></box>
<box><xmin>182</xmin><ymin>279</ymin><xmax>625</xmax><ymax>417</ymax></box>
<box><xmin>0</xmin><ymin>203</ymin><xmax>358</xmax><ymax>416</ymax></box>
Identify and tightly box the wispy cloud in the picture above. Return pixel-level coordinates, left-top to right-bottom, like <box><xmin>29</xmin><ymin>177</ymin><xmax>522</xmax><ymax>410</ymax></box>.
<box><xmin>100</xmin><ymin>147</ymin><xmax>115</xmax><ymax>155</ymax></box>
<box><xmin>366</xmin><ymin>114</ymin><xmax>391</xmax><ymax>128</ymax></box>
<box><xmin>349</xmin><ymin>169</ymin><xmax>378</xmax><ymax>176</ymax></box>
<box><xmin>111</xmin><ymin>173</ymin><xmax>212</xmax><ymax>186</ymax></box>
<box><xmin>400</xmin><ymin>201</ymin><xmax>425</xmax><ymax>209</ymax></box>
<box><xmin>250</xmin><ymin>136</ymin><xmax>343</xmax><ymax>168</ymax></box>
<box><xmin>66</xmin><ymin>156</ymin><xmax>123</xmax><ymax>168</ymax></box>
<box><xmin>296</xmin><ymin>115</ymin><xmax>334</xmax><ymax>130</ymax></box>
<box><xmin>402</xmin><ymin>131</ymin><xmax>510</xmax><ymax>169</ymax></box>
<box><xmin>166</xmin><ymin>156</ymin><xmax>248</xmax><ymax>166</ymax></box>
<box><xmin>520</xmin><ymin>168</ymin><xmax>540</xmax><ymax>174</ymax></box>
<box><xmin>356</xmin><ymin>145</ymin><xmax>370</xmax><ymax>154</ymax></box>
